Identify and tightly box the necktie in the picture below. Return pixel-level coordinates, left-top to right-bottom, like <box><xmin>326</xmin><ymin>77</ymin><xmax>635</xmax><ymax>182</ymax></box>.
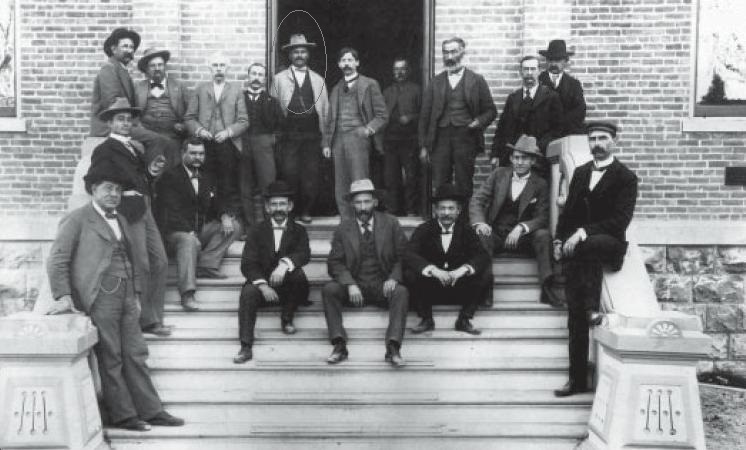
<box><xmin>344</xmin><ymin>76</ymin><xmax>358</xmax><ymax>93</ymax></box>
<box><xmin>362</xmin><ymin>222</ymin><xmax>371</xmax><ymax>238</ymax></box>
<box><xmin>190</xmin><ymin>169</ymin><xmax>201</xmax><ymax>179</ymax></box>
<box><xmin>105</xmin><ymin>210</ymin><xmax>117</xmax><ymax>219</ymax></box>
<box><xmin>592</xmin><ymin>165</ymin><xmax>607</xmax><ymax>172</ymax></box>
<box><xmin>272</xmin><ymin>226</ymin><xmax>285</xmax><ymax>230</ymax></box>
<box><xmin>524</xmin><ymin>88</ymin><xmax>532</xmax><ymax>100</ymax></box>
<box><xmin>151</xmin><ymin>81</ymin><xmax>164</xmax><ymax>90</ymax></box>
<box><xmin>440</xmin><ymin>229</ymin><xmax>452</xmax><ymax>235</ymax></box>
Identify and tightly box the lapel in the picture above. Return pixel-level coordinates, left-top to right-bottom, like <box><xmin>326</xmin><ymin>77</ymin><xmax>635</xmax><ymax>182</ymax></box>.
<box><xmin>590</xmin><ymin>159</ymin><xmax>619</xmax><ymax>197</ymax></box>
<box><xmin>274</xmin><ymin>220</ymin><xmax>293</xmax><ymax>255</ymax></box>
<box><xmin>531</xmin><ymin>85</ymin><xmax>549</xmax><ymax>109</ymax></box>
<box><xmin>435</xmin><ymin>72</ymin><xmax>448</xmax><ymax>108</ymax></box>
<box><xmin>355</xmin><ymin>75</ymin><xmax>367</xmax><ymax>110</ymax></box>
<box><xmin>495</xmin><ymin>169</ymin><xmax>512</xmax><ymax>215</ymax></box>
<box><xmin>179</xmin><ymin>165</ymin><xmax>198</xmax><ymax>200</ymax></box>
<box><xmin>509</xmin><ymin>88</ymin><xmax>523</xmax><ymax>114</ymax></box>
<box><xmin>136</xmin><ymin>80</ymin><xmax>148</xmax><ymax>108</ymax></box>
<box><xmin>111</xmin><ymin>58</ymin><xmax>134</xmax><ymax>103</ymax></box>
<box><xmin>463</xmin><ymin>68</ymin><xmax>475</xmax><ymax>102</ymax></box>
<box><xmin>108</xmin><ymin>137</ymin><xmax>141</xmax><ymax>166</ymax></box>
<box><xmin>330</xmin><ymin>80</ymin><xmax>342</xmax><ymax>119</ymax></box>
<box><xmin>518</xmin><ymin>175</ymin><xmax>539</xmax><ymax>218</ymax></box>
<box><xmin>167</xmin><ymin>77</ymin><xmax>181</xmax><ymax>112</ymax></box>
<box><xmin>343</xmin><ymin>220</ymin><xmax>361</xmax><ymax>262</ymax></box>
<box><xmin>372</xmin><ymin>212</ymin><xmax>385</xmax><ymax>262</ymax></box>
<box><xmin>85</xmin><ymin>203</ymin><xmax>114</xmax><ymax>243</ymax></box>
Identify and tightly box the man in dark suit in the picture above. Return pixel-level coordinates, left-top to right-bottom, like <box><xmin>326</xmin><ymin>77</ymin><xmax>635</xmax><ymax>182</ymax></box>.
<box><xmin>538</xmin><ymin>40</ymin><xmax>586</xmax><ymax>136</ymax></box>
<box><xmin>156</xmin><ymin>138</ymin><xmax>242</xmax><ymax>312</ymax></box>
<box><xmin>405</xmin><ymin>184</ymin><xmax>490</xmax><ymax>335</ymax></box>
<box><xmin>419</xmin><ymin>38</ymin><xmax>497</xmax><ymax>202</ymax></box>
<box><xmin>326</xmin><ymin>47</ymin><xmax>389</xmax><ymax>219</ymax></box>
<box><xmin>491</xmin><ymin>56</ymin><xmax>563</xmax><ymax>170</ymax></box>
<box><xmin>323</xmin><ymin>179</ymin><xmax>409</xmax><ymax>367</ymax></box>
<box><xmin>553</xmin><ymin>122</ymin><xmax>638</xmax><ymax>397</ymax></box>
<box><xmin>234</xmin><ymin>181</ymin><xmax>311</xmax><ymax>364</ymax></box>
<box><xmin>90</xmin><ymin>98</ymin><xmax>170</xmax><ymax>337</ymax></box>
<box><xmin>470</xmin><ymin>135</ymin><xmax>558</xmax><ymax>307</ymax></box>
<box><xmin>90</xmin><ymin>28</ymin><xmax>171</xmax><ymax>165</ymax></box>
<box><xmin>47</xmin><ymin>159</ymin><xmax>183</xmax><ymax>431</ymax></box>
<box><xmin>134</xmin><ymin>47</ymin><xmax>192</xmax><ymax>169</ymax></box>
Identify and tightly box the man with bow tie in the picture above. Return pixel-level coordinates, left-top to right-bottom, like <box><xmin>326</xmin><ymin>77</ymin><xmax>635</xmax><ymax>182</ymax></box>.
<box><xmin>552</xmin><ymin>122</ymin><xmax>638</xmax><ymax>397</ymax></box>
<box><xmin>470</xmin><ymin>135</ymin><xmax>558</xmax><ymax>307</ymax></box>
<box><xmin>405</xmin><ymin>184</ymin><xmax>490</xmax><ymax>335</ymax></box>
<box><xmin>419</xmin><ymin>37</ymin><xmax>496</xmax><ymax>204</ymax></box>
<box><xmin>234</xmin><ymin>181</ymin><xmax>311</xmax><ymax>364</ymax></box>
<box><xmin>492</xmin><ymin>55</ymin><xmax>563</xmax><ymax>171</ymax></box>
<box><xmin>134</xmin><ymin>47</ymin><xmax>192</xmax><ymax>169</ymax></box>
<box><xmin>327</xmin><ymin>47</ymin><xmax>389</xmax><ymax>219</ymax></box>
<box><xmin>156</xmin><ymin>138</ymin><xmax>242</xmax><ymax>312</ymax></box>
<box><xmin>538</xmin><ymin>40</ymin><xmax>586</xmax><ymax>137</ymax></box>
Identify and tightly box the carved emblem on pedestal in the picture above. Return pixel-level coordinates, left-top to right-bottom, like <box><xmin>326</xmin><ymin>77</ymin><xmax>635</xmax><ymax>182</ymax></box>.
<box><xmin>634</xmin><ymin>385</ymin><xmax>688</xmax><ymax>444</ymax></box>
<box><xmin>647</xmin><ymin>320</ymin><xmax>683</xmax><ymax>338</ymax></box>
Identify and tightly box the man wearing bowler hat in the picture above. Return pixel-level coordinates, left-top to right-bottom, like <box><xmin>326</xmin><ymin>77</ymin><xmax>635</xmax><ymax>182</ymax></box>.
<box><xmin>322</xmin><ymin>179</ymin><xmax>409</xmax><ymax>367</ymax></box>
<box><xmin>135</xmin><ymin>47</ymin><xmax>192</xmax><ymax>169</ymax></box>
<box><xmin>270</xmin><ymin>34</ymin><xmax>331</xmax><ymax>223</ymax></box>
<box><xmin>538</xmin><ymin>40</ymin><xmax>586</xmax><ymax>136</ymax></box>
<box><xmin>553</xmin><ymin>121</ymin><xmax>638</xmax><ymax>397</ymax></box>
<box><xmin>234</xmin><ymin>181</ymin><xmax>311</xmax><ymax>363</ymax></box>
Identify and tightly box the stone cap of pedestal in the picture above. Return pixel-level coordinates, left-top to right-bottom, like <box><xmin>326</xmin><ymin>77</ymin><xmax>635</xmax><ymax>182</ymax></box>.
<box><xmin>593</xmin><ymin>311</ymin><xmax>711</xmax><ymax>360</ymax></box>
<box><xmin>0</xmin><ymin>313</ymin><xmax>98</xmax><ymax>357</ymax></box>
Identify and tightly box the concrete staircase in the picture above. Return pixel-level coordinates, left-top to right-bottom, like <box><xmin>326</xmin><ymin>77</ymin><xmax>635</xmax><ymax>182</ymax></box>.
<box><xmin>106</xmin><ymin>217</ymin><xmax>592</xmax><ymax>450</ymax></box>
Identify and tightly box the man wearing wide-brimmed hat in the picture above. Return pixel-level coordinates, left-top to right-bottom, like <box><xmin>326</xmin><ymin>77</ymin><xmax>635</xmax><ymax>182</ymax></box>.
<box><xmin>134</xmin><ymin>47</ymin><xmax>192</xmax><ymax>169</ymax></box>
<box><xmin>538</xmin><ymin>39</ymin><xmax>586</xmax><ymax>136</ymax></box>
<box><xmin>322</xmin><ymin>179</ymin><xmax>409</xmax><ymax>367</ymax></box>
<box><xmin>270</xmin><ymin>33</ymin><xmax>331</xmax><ymax>224</ymax></box>
<box><xmin>47</xmin><ymin>158</ymin><xmax>184</xmax><ymax>432</ymax></box>
<box><xmin>405</xmin><ymin>184</ymin><xmax>490</xmax><ymax>335</ymax></box>
<box><xmin>234</xmin><ymin>180</ymin><xmax>311</xmax><ymax>364</ymax></box>
<box><xmin>470</xmin><ymin>134</ymin><xmax>558</xmax><ymax>308</ymax></box>
<box><xmin>90</xmin><ymin>97</ymin><xmax>171</xmax><ymax>338</ymax></box>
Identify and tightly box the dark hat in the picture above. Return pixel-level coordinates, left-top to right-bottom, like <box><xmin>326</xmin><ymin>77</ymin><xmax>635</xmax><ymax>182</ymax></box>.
<box><xmin>137</xmin><ymin>47</ymin><xmax>171</xmax><ymax>73</ymax></box>
<box><xmin>98</xmin><ymin>97</ymin><xmax>142</xmax><ymax>121</ymax></box>
<box><xmin>263</xmin><ymin>180</ymin><xmax>295</xmax><ymax>199</ymax></box>
<box><xmin>431</xmin><ymin>184</ymin><xmax>466</xmax><ymax>203</ymax></box>
<box><xmin>538</xmin><ymin>39</ymin><xmax>574</xmax><ymax>60</ymax></box>
<box><xmin>84</xmin><ymin>159</ymin><xmax>131</xmax><ymax>194</ymax></box>
<box><xmin>585</xmin><ymin>121</ymin><xmax>618</xmax><ymax>138</ymax></box>
<box><xmin>282</xmin><ymin>34</ymin><xmax>317</xmax><ymax>51</ymax></box>
<box><xmin>343</xmin><ymin>178</ymin><xmax>384</xmax><ymax>202</ymax></box>
<box><xmin>506</xmin><ymin>135</ymin><xmax>543</xmax><ymax>158</ymax></box>
<box><xmin>103</xmin><ymin>28</ymin><xmax>141</xmax><ymax>57</ymax></box>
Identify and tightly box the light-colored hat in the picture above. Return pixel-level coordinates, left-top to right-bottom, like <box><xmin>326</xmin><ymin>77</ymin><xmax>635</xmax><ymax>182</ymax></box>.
<box><xmin>343</xmin><ymin>179</ymin><xmax>384</xmax><ymax>201</ymax></box>
<box><xmin>506</xmin><ymin>135</ymin><xmax>543</xmax><ymax>157</ymax></box>
<box><xmin>98</xmin><ymin>97</ymin><xmax>142</xmax><ymax>121</ymax></box>
<box><xmin>137</xmin><ymin>47</ymin><xmax>171</xmax><ymax>73</ymax></box>
<box><xmin>282</xmin><ymin>34</ymin><xmax>317</xmax><ymax>51</ymax></box>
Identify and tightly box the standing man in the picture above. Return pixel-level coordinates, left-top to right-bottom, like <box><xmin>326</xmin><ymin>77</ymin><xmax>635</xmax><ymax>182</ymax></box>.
<box><xmin>553</xmin><ymin>122</ymin><xmax>638</xmax><ymax>397</ymax></box>
<box><xmin>241</xmin><ymin>63</ymin><xmax>283</xmax><ymax>226</ymax></box>
<box><xmin>419</xmin><ymin>37</ymin><xmax>496</xmax><ymax>202</ymax></box>
<box><xmin>405</xmin><ymin>184</ymin><xmax>490</xmax><ymax>335</ymax></box>
<box><xmin>491</xmin><ymin>56</ymin><xmax>563</xmax><ymax>169</ymax></box>
<box><xmin>47</xmin><ymin>160</ymin><xmax>183</xmax><ymax>431</ymax></box>
<box><xmin>469</xmin><ymin>135</ymin><xmax>559</xmax><ymax>307</ymax></box>
<box><xmin>90</xmin><ymin>28</ymin><xmax>171</xmax><ymax>165</ymax></box>
<box><xmin>234</xmin><ymin>181</ymin><xmax>311</xmax><ymax>364</ymax></box>
<box><xmin>322</xmin><ymin>179</ymin><xmax>409</xmax><ymax>367</ymax></box>
<box><xmin>90</xmin><ymin>98</ymin><xmax>170</xmax><ymax>337</ymax></box>
<box><xmin>538</xmin><ymin>40</ymin><xmax>586</xmax><ymax>136</ymax></box>
<box><xmin>185</xmin><ymin>52</ymin><xmax>248</xmax><ymax>219</ymax></box>
<box><xmin>156</xmin><ymin>138</ymin><xmax>242</xmax><ymax>312</ymax></box>
<box><xmin>135</xmin><ymin>47</ymin><xmax>192</xmax><ymax>169</ymax></box>
<box><xmin>271</xmin><ymin>34</ymin><xmax>331</xmax><ymax>224</ymax></box>
<box><xmin>327</xmin><ymin>47</ymin><xmax>389</xmax><ymax>219</ymax></box>
<box><xmin>383</xmin><ymin>57</ymin><xmax>422</xmax><ymax>216</ymax></box>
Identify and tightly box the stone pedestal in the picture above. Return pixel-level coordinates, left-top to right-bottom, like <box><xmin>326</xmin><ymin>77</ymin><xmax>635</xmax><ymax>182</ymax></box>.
<box><xmin>0</xmin><ymin>314</ymin><xmax>109</xmax><ymax>450</ymax></box>
<box><xmin>582</xmin><ymin>313</ymin><xmax>711</xmax><ymax>450</ymax></box>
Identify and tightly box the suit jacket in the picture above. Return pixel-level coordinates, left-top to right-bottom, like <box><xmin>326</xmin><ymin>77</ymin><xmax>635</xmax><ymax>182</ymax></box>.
<box><xmin>491</xmin><ymin>85</ymin><xmax>563</xmax><ymax>165</ymax></box>
<box><xmin>241</xmin><ymin>219</ymin><xmax>311</xmax><ymax>282</ymax></box>
<box><xmin>469</xmin><ymin>167</ymin><xmax>549</xmax><ymax>233</ymax></box>
<box><xmin>90</xmin><ymin>57</ymin><xmax>137</xmax><ymax>137</ymax></box>
<box><xmin>405</xmin><ymin>217</ymin><xmax>490</xmax><ymax>276</ymax></box>
<box><xmin>556</xmin><ymin>158</ymin><xmax>638</xmax><ymax>249</ymax></box>
<box><xmin>538</xmin><ymin>71</ymin><xmax>586</xmax><ymax>136</ymax></box>
<box><xmin>47</xmin><ymin>203</ymin><xmax>144</xmax><ymax>313</ymax></box>
<box><xmin>418</xmin><ymin>68</ymin><xmax>497</xmax><ymax>152</ymax></box>
<box><xmin>185</xmin><ymin>81</ymin><xmax>249</xmax><ymax>151</ymax></box>
<box><xmin>327</xmin><ymin>74</ymin><xmax>389</xmax><ymax>154</ymax></box>
<box><xmin>135</xmin><ymin>76</ymin><xmax>191</xmax><ymax>131</ymax></box>
<box><xmin>382</xmin><ymin>81</ymin><xmax>421</xmax><ymax>138</ymax></box>
<box><xmin>271</xmin><ymin>68</ymin><xmax>331</xmax><ymax>146</ymax></box>
<box><xmin>327</xmin><ymin>211</ymin><xmax>408</xmax><ymax>285</ymax></box>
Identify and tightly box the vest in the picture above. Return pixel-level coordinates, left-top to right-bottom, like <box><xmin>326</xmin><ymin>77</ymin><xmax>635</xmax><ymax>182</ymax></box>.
<box><xmin>337</xmin><ymin>84</ymin><xmax>364</xmax><ymax>132</ymax></box>
<box><xmin>493</xmin><ymin>193</ymin><xmax>521</xmax><ymax>236</ymax></box>
<box><xmin>357</xmin><ymin>227</ymin><xmax>385</xmax><ymax>286</ymax></box>
<box><xmin>285</xmin><ymin>72</ymin><xmax>319</xmax><ymax>133</ymax></box>
<box><xmin>104</xmin><ymin>238</ymin><xmax>133</xmax><ymax>280</ymax></box>
<box><xmin>438</xmin><ymin>78</ymin><xmax>471</xmax><ymax>128</ymax></box>
<box><xmin>141</xmin><ymin>93</ymin><xmax>178</xmax><ymax>136</ymax></box>
<box><xmin>208</xmin><ymin>87</ymin><xmax>227</xmax><ymax>134</ymax></box>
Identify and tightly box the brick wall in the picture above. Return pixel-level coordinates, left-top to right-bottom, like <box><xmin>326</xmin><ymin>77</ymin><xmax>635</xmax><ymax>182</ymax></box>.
<box><xmin>0</xmin><ymin>0</ymin><xmax>744</xmax><ymax>218</ymax></box>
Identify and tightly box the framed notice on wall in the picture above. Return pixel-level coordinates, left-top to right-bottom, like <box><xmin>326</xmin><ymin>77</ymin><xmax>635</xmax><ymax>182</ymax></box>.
<box><xmin>0</xmin><ymin>0</ymin><xmax>17</xmax><ymax>118</ymax></box>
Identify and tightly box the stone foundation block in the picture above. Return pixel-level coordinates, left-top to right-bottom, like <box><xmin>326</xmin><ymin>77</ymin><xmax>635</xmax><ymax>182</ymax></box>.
<box><xmin>708</xmin><ymin>333</ymin><xmax>729</xmax><ymax>360</ymax></box>
<box><xmin>640</xmin><ymin>246</ymin><xmax>666</xmax><ymax>273</ymax></box>
<box><xmin>729</xmin><ymin>334</ymin><xmax>746</xmax><ymax>360</ymax></box>
<box><xmin>718</xmin><ymin>247</ymin><xmax>746</xmax><ymax>274</ymax></box>
<box><xmin>693</xmin><ymin>274</ymin><xmax>744</xmax><ymax>303</ymax></box>
<box><xmin>668</xmin><ymin>246</ymin><xmax>718</xmax><ymax>275</ymax></box>
<box><xmin>705</xmin><ymin>304</ymin><xmax>743</xmax><ymax>333</ymax></box>
<box><xmin>713</xmin><ymin>360</ymin><xmax>746</xmax><ymax>380</ymax></box>
<box><xmin>653</xmin><ymin>274</ymin><xmax>693</xmax><ymax>302</ymax></box>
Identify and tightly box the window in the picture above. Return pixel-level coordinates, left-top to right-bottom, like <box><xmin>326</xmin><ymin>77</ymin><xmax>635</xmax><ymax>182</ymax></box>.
<box><xmin>0</xmin><ymin>0</ymin><xmax>23</xmax><ymax>132</ymax></box>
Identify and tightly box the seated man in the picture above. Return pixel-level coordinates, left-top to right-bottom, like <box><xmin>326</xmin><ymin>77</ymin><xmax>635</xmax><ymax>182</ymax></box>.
<box><xmin>156</xmin><ymin>138</ymin><xmax>242</xmax><ymax>312</ymax></box>
<box><xmin>469</xmin><ymin>134</ymin><xmax>559</xmax><ymax>307</ymax></box>
<box><xmin>234</xmin><ymin>181</ymin><xmax>311</xmax><ymax>364</ymax></box>
<box><xmin>47</xmin><ymin>159</ymin><xmax>183</xmax><ymax>431</ymax></box>
<box><xmin>405</xmin><ymin>184</ymin><xmax>490</xmax><ymax>335</ymax></box>
<box><xmin>322</xmin><ymin>179</ymin><xmax>409</xmax><ymax>367</ymax></box>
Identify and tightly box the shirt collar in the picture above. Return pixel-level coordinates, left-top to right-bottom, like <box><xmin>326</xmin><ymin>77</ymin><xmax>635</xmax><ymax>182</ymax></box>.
<box><xmin>92</xmin><ymin>200</ymin><xmax>115</xmax><ymax>220</ymax></box>
<box><xmin>109</xmin><ymin>133</ymin><xmax>131</xmax><ymax>145</ymax></box>
<box><xmin>438</xmin><ymin>221</ymin><xmax>454</xmax><ymax>233</ymax></box>
<box><xmin>183</xmin><ymin>164</ymin><xmax>195</xmax><ymax>177</ymax></box>
<box><xmin>551</xmin><ymin>71</ymin><xmax>563</xmax><ymax>84</ymax></box>
<box><xmin>356</xmin><ymin>217</ymin><xmax>374</xmax><ymax>229</ymax></box>
<box><xmin>150</xmin><ymin>77</ymin><xmax>167</xmax><ymax>88</ymax></box>
<box><xmin>512</xmin><ymin>171</ymin><xmax>531</xmax><ymax>181</ymax></box>
<box><xmin>594</xmin><ymin>155</ymin><xmax>615</xmax><ymax>170</ymax></box>
<box><xmin>291</xmin><ymin>65</ymin><xmax>308</xmax><ymax>73</ymax></box>
<box><xmin>344</xmin><ymin>73</ymin><xmax>359</xmax><ymax>82</ymax></box>
<box><xmin>245</xmin><ymin>86</ymin><xmax>264</xmax><ymax>95</ymax></box>
<box><xmin>271</xmin><ymin>218</ymin><xmax>288</xmax><ymax>228</ymax></box>
<box><xmin>447</xmin><ymin>66</ymin><xmax>464</xmax><ymax>75</ymax></box>
<box><xmin>524</xmin><ymin>84</ymin><xmax>539</xmax><ymax>98</ymax></box>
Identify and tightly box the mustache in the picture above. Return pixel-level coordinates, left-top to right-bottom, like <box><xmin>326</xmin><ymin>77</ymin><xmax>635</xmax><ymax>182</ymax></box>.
<box><xmin>591</xmin><ymin>145</ymin><xmax>605</xmax><ymax>153</ymax></box>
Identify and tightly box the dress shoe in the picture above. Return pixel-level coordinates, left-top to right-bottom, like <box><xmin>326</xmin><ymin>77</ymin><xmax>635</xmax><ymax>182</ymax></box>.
<box><xmin>147</xmin><ymin>411</ymin><xmax>184</xmax><ymax>427</ymax></box>
<box><xmin>455</xmin><ymin>318</ymin><xmax>481</xmax><ymax>335</ymax></box>
<box><xmin>540</xmin><ymin>277</ymin><xmax>563</xmax><ymax>308</ymax></box>
<box><xmin>410</xmin><ymin>318</ymin><xmax>435</xmax><ymax>334</ymax></box>
<box><xmin>298</xmin><ymin>214</ymin><xmax>312</xmax><ymax>224</ymax></box>
<box><xmin>181</xmin><ymin>292</ymin><xmax>199</xmax><ymax>312</ymax></box>
<box><xmin>233</xmin><ymin>345</ymin><xmax>253</xmax><ymax>364</ymax></box>
<box><xmin>142</xmin><ymin>323</ymin><xmax>172</xmax><ymax>337</ymax></box>
<box><xmin>281</xmin><ymin>321</ymin><xmax>297</xmax><ymax>335</ymax></box>
<box><xmin>481</xmin><ymin>296</ymin><xmax>494</xmax><ymax>307</ymax></box>
<box><xmin>114</xmin><ymin>417</ymin><xmax>151</xmax><ymax>431</ymax></box>
<box><xmin>384</xmin><ymin>342</ymin><xmax>406</xmax><ymax>368</ymax></box>
<box><xmin>586</xmin><ymin>310</ymin><xmax>604</xmax><ymax>327</ymax></box>
<box><xmin>326</xmin><ymin>342</ymin><xmax>348</xmax><ymax>364</ymax></box>
<box><xmin>300</xmin><ymin>298</ymin><xmax>313</xmax><ymax>307</ymax></box>
<box><xmin>196</xmin><ymin>267</ymin><xmax>227</xmax><ymax>279</ymax></box>
<box><xmin>553</xmin><ymin>380</ymin><xmax>590</xmax><ymax>397</ymax></box>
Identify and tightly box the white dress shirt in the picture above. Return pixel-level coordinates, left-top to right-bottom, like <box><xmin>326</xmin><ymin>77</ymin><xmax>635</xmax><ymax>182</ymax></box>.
<box><xmin>252</xmin><ymin>218</ymin><xmax>295</xmax><ymax>286</ymax></box>
<box><xmin>150</xmin><ymin>77</ymin><xmax>167</xmax><ymax>98</ymax></box>
<box><xmin>184</xmin><ymin>165</ymin><xmax>199</xmax><ymax>194</ymax></box>
<box><xmin>550</xmin><ymin>72</ymin><xmax>563</xmax><ymax>88</ymax></box>
<box><xmin>524</xmin><ymin>84</ymin><xmax>539</xmax><ymax>99</ymax></box>
<box><xmin>357</xmin><ymin>217</ymin><xmax>374</xmax><ymax>236</ymax></box>
<box><xmin>109</xmin><ymin>133</ymin><xmax>137</xmax><ymax>157</ymax></box>
<box><xmin>92</xmin><ymin>201</ymin><xmax>122</xmax><ymax>241</ymax></box>
<box><xmin>589</xmin><ymin>156</ymin><xmax>614</xmax><ymax>191</ymax></box>
<box><xmin>344</xmin><ymin>73</ymin><xmax>359</xmax><ymax>89</ymax></box>
<box><xmin>511</xmin><ymin>171</ymin><xmax>530</xmax><ymax>201</ymax></box>
<box><xmin>291</xmin><ymin>66</ymin><xmax>307</xmax><ymax>86</ymax></box>
<box><xmin>213</xmin><ymin>81</ymin><xmax>225</xmax><ymax>101</ymax></box>
<box><xmin>422</xmin><ymin>221</ymin><xmax>474</xmax><ymax>277</ymax></box>
<box><xmin>447</xmin><ymin>67</ymin><xmax>465</xmax><ymax>89</ymax></box>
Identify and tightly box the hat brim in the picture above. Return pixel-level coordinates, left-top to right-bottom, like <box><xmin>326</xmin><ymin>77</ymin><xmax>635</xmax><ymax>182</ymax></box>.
<box><xmin>98</xmin><ymin>106</ymin><xmax>142</xmax><ymax>121</ymax></box>
<box><xmin>505</xmin><ymin>142</ymin><xmax>543</xmax><ymax>157</ymax></box>
<box><xmin>585</xmin><ymin>122</ymin><xmax>617</xmax><ymax>138</ymax></box>
<box><xmin>343</xmin><ymin>189</ymin><xmax>384</xmax><ymax>202</ymax></box>
<box><xmin>281</xmin><ymin>42</ymin><xmax>317</xmax><ymax>51</ymax></box>
<box><xmin>103</xmin><ymin>30</ymin><xmax>142</xmax><ymax>57</ymax></box>
<box><xmin>431</xmin><ymin>195</ymin><xmax>466</xmax><ymax>203</ymax></box>
<box><xmin>538</xmin><ymin>50</ymin><xmax>574</xmax><ymax>59</ymax></box>
<box><xmin>137</xmin><ymin>50</ymin><xmax>171</xmax><ymax>73</ymax></box>
<box><xmin>263</xmin><ymin>190</ymin><xmax>295</xmax><ymax>199</ymax></box>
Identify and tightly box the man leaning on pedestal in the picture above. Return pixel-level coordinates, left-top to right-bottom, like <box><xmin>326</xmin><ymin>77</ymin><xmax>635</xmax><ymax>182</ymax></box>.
<box><xmin>46</xmin><ymin>159</ymin><xmax>183</xmax><ymax>432</ymax></box>
<box><xmin>553</xmin><ymin>121</ymin><xmax>638</xmax><ymax>397</ymax></box>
